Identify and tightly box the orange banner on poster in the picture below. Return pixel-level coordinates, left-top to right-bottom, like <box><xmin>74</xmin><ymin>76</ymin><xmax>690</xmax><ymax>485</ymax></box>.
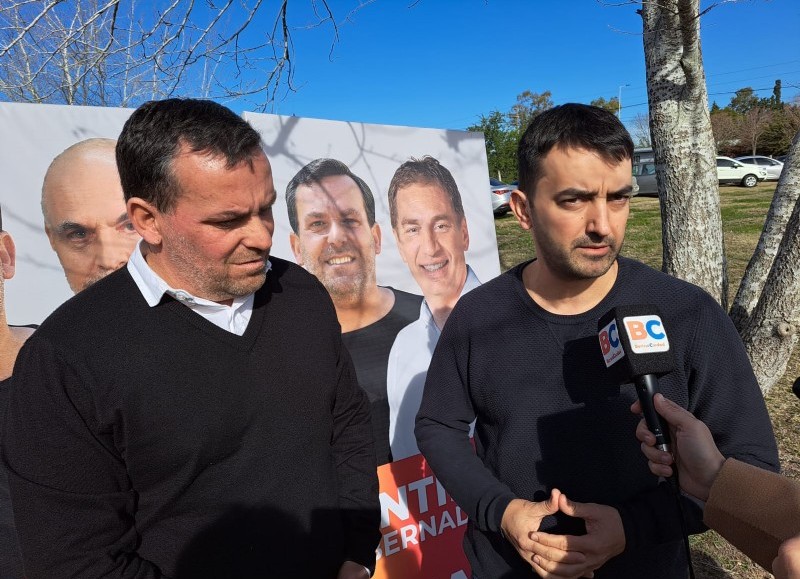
<box><xmin>373</xmin><ymin>454</ymin><xmax>470</xmax><ymax>579</ymax></box>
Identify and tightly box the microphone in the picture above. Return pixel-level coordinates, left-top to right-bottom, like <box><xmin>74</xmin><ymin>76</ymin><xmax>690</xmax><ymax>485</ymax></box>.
<box><xmin>597</xmin><ymin>305</ymin><xmax>675</xmax><ymax>453</ymax></box>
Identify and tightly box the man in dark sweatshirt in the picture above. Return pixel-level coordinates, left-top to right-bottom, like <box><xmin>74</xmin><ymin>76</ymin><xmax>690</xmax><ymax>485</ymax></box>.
<box><xmin>415</xmin><ymin>104</ymin><xmax>779</xmax><ymax>579</ymax></box>
<box><xmin>4</xmin><ymin>99</ymin><xmax>380</xmax><ymax>579</ymax></box>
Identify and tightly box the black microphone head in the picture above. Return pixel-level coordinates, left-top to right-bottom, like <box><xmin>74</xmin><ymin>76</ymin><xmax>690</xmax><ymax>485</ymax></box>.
<box><xmin>598</xmin><ymin>305</ymin><xmax>676</xmax><ymax>382</ymax></box>
<box><xmin>792</xmin><ymin>377</ymin><xmax>800</xmax><ymax>400</ymax></box>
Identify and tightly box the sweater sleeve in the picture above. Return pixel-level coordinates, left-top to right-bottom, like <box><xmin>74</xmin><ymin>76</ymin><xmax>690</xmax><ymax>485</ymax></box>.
<box><xmin>2</xmin><ymin>337</ymin><xmax>164</xmax><ymax>578</ymax></box>
<box><xmin>617</xmin><ymin>292</ymin><xmax>780</xmax><ymax>551</ymax></box>
<box><xmin>705</xmin><ymin>459</ymin><xmax>800</xmax><ymax>571</ymax></box>
<box><xmin>330</xmin><ymin>336</ymin><xmax>381</xmax><ymax>572</ymax></box>
<box><xmin>415</xmin><ymin>312</ymin><xmax>517</xmax><ymax>533</ymax></box>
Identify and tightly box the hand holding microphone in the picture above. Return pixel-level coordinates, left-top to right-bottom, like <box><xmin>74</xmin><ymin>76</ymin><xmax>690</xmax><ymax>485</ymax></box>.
<box><xmin>631</xmin><ymin>394</ymin><xmax>725</xmax><ymax>502</ymax></box>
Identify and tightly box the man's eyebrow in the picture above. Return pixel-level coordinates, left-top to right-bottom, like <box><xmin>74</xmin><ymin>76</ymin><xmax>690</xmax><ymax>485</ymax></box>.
<box><xmin>555</xmin><ymin>188</ymin><xmax>595</xmax><ymax>198</ymax></box>
<box><xmin>56</xmin><ymin>221</ymin><xmax>89</xmax><ymax>234</ymax></box>
<box><xmin>555</xmin><ymin>185</ymin><xmax>634</xmax><ymax>197</ymax></box>
<box><xmin>207</xmin><ymin>210</ymin><xmax>249</xmax><ymax>221</ymax></box>
<box><xmin>610</xmin><ymin>184</ymin><xmax>635</xmax><ymax>196</ymax></box>
<box><xmin>302</xmin><ymin>210</ymin><xmax>327</xmax><ymax>221</ymax></box>
<box><xmin>115</xmin><ymin>212</ymin><xmax>130</xmax><ymax>225</ymax></box>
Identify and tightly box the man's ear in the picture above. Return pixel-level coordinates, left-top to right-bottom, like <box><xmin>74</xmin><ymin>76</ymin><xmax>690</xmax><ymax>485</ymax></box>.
<box><xmin>127</xmin><ymin>197</ymin><xmax>162</xmax><ymax>246</ymax></box>
<box><xmin>289</xmin><ymin>232</ymin><xmax>304</xmax><ymax>266</ymax></box>
<box><xmin>510</xmin><ymin>189</ymin><xmax>533</xmax><ymax>231</ymax></box>
<box><xmin>0</xmin><ymin>232</ymin><xmax>16</xmax><ymax>281</ymax></box>
<box><xmin>371</xmin><ymin>223</ymin><xmax>382</xmax><ymax>256</ymax></box>
<box><xmin>460</xmin><ymin>217</ymin><xmax>470</xmax><ymax>252</ymax></box>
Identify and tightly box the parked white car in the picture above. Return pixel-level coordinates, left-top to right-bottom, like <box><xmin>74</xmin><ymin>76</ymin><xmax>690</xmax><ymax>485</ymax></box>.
<box><xmin>716</xmin><ymin>156</ymin><xmax>767</xmax><ymax>188</ymax></box>
<box><xmin>490</xmin><ymin>178</ymin><xmax>512</xmax><ymax>217</ymax></box>
<box><xmin>735</xmin><ymin>155</ymin><xmax>784</xmax><ymax>181</ymax></box>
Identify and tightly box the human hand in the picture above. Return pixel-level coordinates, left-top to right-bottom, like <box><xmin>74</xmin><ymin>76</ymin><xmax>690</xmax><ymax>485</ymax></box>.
<box><xmin>501</xmin><ymin>490</ymin><xmax>586</xmax><ymax>573</ymax></box>
<box><xmin>631</xmin><ymin>393</ymin><xmax>725</xmax><ymax>501</ymax></box>
<box><xmin>772</xmin><ymin>534</ymin><xmax>800</xmax><ymax>579</ymax></box>
<box><xmin>528</xmin><ymin>494</ymin><xmax>625</xmax><ymax>578</ymax></box>
<box><xmin>337</xmin><ymin>560</ymin><xmax>370</xmax><ymax>579</ymax></box>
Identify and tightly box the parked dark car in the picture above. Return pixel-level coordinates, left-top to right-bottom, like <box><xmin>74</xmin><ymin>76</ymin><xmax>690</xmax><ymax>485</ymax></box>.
<box><xmin>632</xmin><ymin>162</ymin><xmax>658</xmax><ymax>197</ymax></box>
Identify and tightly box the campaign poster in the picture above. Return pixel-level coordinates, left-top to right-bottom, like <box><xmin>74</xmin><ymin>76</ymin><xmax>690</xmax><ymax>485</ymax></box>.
<box><xmin>1</xmin><ymin>102</ymin><xmax>500</xmax><ymax>578</ymax></box>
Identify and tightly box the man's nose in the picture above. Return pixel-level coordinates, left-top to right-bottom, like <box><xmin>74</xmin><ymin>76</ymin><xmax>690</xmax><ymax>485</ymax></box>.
<box><xmin>327</xmin><ymin>220</ymin><xmax>349</xmax><ymax>247</ymax></box>
<box><xmin>586</xmin><ymin>202</ymin><xmax>612</xmax><ymax>238</ymax></box>
<box><xmin>422</xmin><ymin>228</ymin><xmax>440</xmax><ymax>256</ymax></box>
<box><xmin>243</xmin><ymin>214</ymin><xmax>274</xmax><ymax>253</ymax></box>
<box><xmin>96</xmin><ymin>229</ymin><xmax>134</xmax><ymax>271</ymax></box>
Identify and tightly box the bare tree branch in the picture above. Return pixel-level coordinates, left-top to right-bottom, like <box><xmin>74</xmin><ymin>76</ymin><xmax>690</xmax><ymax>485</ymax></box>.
<box><xmin>0</xmin><ymin>0</ymin><xmax>372</xmax><ymax>109</ymax></box>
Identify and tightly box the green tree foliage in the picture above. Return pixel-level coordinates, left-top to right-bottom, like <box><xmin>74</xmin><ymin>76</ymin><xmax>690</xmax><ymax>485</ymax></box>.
<box><xmin>508</xmin><ymin>90</ymin><xmax>554</xmax><ymax>132</ymax></box>
<box><xmin>468</xmin><ymin>89</ymin><xmax>554</xmax><ymax>182</ymax></box>
<box><xmin>729</xmin><ymin>87</ymin><xmax>760</xmax><ymax>115</ymax></box>
<box><xmin>590</xmin><ymin>96</ymin><xmax>620</xmax><ymax>116</ymax></box>
<box><xmin>467</xmin><ymin>111</ymin><xmax>519</xmax><ymax>182</ymax></box>
<box><xmin>771</xmin><ymin>79</ymin><xmax>782</xmax><ymax>108</ymax></box>
<box><xmin>710</xmin><ymin>83</ymin><xmax>798</xmax><ymax>156</ymax></box>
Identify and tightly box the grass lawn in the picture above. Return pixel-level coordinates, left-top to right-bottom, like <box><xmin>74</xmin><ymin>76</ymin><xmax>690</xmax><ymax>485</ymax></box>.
<box><xmin>494</xmin><ymin>182</ymin><xmax>799</xmax><ymax>578</ymax></box>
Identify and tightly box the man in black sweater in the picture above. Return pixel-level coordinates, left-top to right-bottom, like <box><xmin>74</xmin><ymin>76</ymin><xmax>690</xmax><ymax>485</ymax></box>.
<box><xmin>3</xmin><ymin>100</ymin><xmax>379</xmax><ymax>578</ymax></box>
<box><xmin>0</xmin><ymin>205</ymin><xmax>35</xmax><ymax>578</ymax></box>
<box><xmin>286</xmin><ymin>158</ymin><xmax>421</xmax><ymax>465</ymax></box>
<box><xmin>415</xmin><ymin>104</ymin><xmax>779</xmax><ymax>578</ymax></box>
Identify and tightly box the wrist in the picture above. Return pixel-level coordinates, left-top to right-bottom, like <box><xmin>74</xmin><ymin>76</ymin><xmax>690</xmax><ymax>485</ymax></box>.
<box><xmin>699</xmin><ymin>455</ymin><xmax>726</xmax><ymax>502</ymax></box>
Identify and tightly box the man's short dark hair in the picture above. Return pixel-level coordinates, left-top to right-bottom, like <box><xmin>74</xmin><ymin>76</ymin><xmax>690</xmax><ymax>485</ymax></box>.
<box><xmin>387</xmin><ymin>156</ymin><xmax>465</xmax><ymax>229</ymax></box>
<box><xmin>116</xmin><ymin>98</ymin><xmax>264</xmax><ymax>213</ymax></box>
<box><xmin>517</xmin><ymin>103</ymin><xmax>634</xmax><ymax>198</ymax></box>
<box><xmin>285</xmin><ymin>158</ymin><xmax>376</xmax><ymax>233</ymax></box>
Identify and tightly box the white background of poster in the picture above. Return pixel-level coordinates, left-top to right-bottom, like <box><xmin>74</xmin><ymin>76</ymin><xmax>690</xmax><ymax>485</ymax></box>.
<box><xmin>1</xmin><ymin>103</ymin><xmax>500</xmax><ymax>324</ymax></box>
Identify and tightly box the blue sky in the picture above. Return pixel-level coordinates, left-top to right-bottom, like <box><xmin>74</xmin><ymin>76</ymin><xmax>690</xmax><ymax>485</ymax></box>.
<box><xmin>236</xmin><ymin>0</ymin><xmax>800</xmax><ymax>133</ymax></box>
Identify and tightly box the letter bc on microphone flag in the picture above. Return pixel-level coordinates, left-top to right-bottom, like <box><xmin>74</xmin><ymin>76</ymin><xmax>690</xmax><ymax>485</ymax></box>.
<box><xmin>597</xmin><ymin>304</ymin><xmax>675</xmax><ymax>381</ymax></box>
<box><xmin>598</xmin><ymin>305</ymin><xmax>676</xmax><ymax>452</ymax></box>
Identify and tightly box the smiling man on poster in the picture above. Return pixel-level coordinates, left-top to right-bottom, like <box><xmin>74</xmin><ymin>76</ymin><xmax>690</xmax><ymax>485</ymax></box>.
<box><xmin>286</xmin><ymin>158</ymin><xmax>421</xmax><ymax>466</ymax></box>
<box><xmin>385</xmin><ymin>156</ymin><xmax>480</xmax><ymax>461</ymax></box>
<box><xmin>4</xmin><ymin>99</ymin><xmax>379</xmax><ymax>578</ymax></box>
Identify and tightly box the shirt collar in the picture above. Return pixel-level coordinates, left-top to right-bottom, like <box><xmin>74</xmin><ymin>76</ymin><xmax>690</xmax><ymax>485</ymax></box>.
<box><xmin>126</xmin><ymin>239</ymin><xmax>270</xmax><ymax>309</ymax></box>
<box><xmin>419</xmin><ymin>264</ymin><xmax>481</xmax><ymax>325</ymax></box>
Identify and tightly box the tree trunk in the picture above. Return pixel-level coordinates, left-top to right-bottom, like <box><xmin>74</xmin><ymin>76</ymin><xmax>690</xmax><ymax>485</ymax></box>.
<box><xmin>740</xmin><ymin>132</ymin><xmax>800</xmax><ymax>394</ymax></box>
<box><xmin>641</xmin><ymin>0</ymin><xmax>728</xmax><ymax>308</ymax></box>
<box><xmin>731</xmin><ymin>130</ymin><xmax>800</xmax><ymax>331</ymax></box>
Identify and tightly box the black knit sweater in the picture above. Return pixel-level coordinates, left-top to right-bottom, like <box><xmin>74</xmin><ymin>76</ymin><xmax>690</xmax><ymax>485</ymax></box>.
<box><xmin>416</xmin><ymin>257</ymin><xmax>779</xmax><ymax>578</ymax></box>
<box><xmin>3</xmin><ymin>258</ymin><xmax>380</xmax><ymax>578</ymax></box>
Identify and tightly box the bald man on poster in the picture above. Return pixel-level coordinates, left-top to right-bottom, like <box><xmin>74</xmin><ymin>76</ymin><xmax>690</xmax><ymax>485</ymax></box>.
<box><xmin>41</xmin><ymin>138</ymin><xmax>140</xmax><ymax>293</ymax></box>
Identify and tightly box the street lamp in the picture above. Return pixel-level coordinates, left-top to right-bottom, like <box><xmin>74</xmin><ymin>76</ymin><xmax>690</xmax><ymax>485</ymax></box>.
<box><xmin>618</xmin><ymin>84</ymin><xmax>630</xmax><ymax>118</ymax></box>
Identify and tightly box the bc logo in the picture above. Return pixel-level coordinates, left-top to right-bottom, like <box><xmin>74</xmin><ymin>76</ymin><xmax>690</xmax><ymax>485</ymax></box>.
<box><xmin>599</xmin><ymin>320</ymin><xmax>625</xmax><ymax>367</ymax></box>
<box><xmin>622</xmin><ymin>315</ymin><xmax>670</xmax><ymax>353</ymax></box>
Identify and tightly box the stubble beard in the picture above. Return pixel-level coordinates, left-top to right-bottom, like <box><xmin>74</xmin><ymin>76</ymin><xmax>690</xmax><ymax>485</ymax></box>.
<box><xmin>302</xmin><ymin>243</ymin><xmax>375</xmax><ymax>306</ymax></box>
<box><xmin>79</xmin><ymin>268</ymin><xmax>116</xmax><ymax>293</ymax></box>
<box><xmin>534</xmin><ymin>230</ymin><xmax>621</xmax><ymax>281</ymax></box>
<box><xmin>168</xmin><ymin>234</ymin><xmax>268</xmax><ymax>301</ymax></box>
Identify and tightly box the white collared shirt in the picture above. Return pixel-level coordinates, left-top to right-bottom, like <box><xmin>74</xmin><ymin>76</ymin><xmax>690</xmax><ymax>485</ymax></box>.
<box><xmin>387</xmin><ymin>266</ymin><xmax>481</xmax><ymax>460</ymax></box>
<box><xmin>127</xmin><ymin>240</ymin><xmax>268</xmax><ymax>336</ymax></box>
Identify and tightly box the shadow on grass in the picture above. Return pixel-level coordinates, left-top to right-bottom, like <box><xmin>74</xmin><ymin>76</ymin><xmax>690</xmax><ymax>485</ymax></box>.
<box><xmin>691</xmin><ymin>550</ymin><xmax>736</xmax><ymax>579</ymax></box>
